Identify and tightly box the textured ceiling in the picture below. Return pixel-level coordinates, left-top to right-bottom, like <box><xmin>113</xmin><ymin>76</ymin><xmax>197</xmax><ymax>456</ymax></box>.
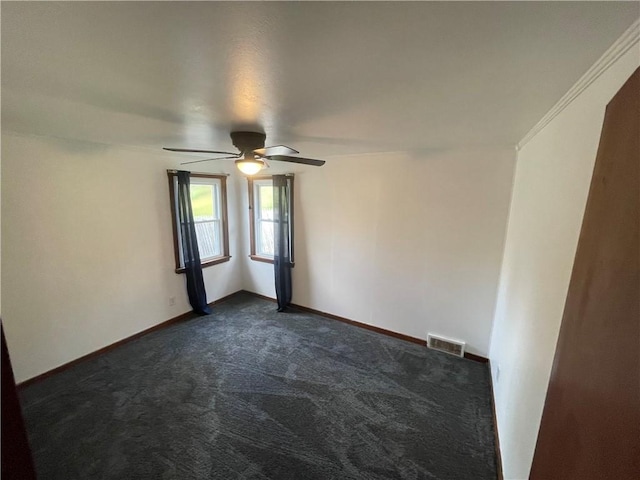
<box><xmin>2</xmin><ymin>2</ymin><xmax>638</xmax><ymax>158</ymax></box>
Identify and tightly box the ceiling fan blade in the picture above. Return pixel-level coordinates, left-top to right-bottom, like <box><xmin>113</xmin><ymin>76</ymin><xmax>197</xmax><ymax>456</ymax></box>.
<box><xmin>180</xmin><ymin>155</ymin><xmax>240</xmax><ymax>165</ymax></box>
<box><xmin>265</xmin><ymin>155</ymin><xmax>326</xmax><ymax>167</ymax></box>
<box><xmin>164</xmin><ymin>147</ymin><xmax>238</xmax><ymax>155</ymax></box>
<box><xmin>253</xmin><ymin>145</ymin><xmax>299</xmax><ymax>156</ymax></box>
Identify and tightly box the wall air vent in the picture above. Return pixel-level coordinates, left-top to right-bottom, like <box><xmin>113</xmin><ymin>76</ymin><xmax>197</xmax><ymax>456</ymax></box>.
<box><xmin>427</xmin><ymin>334</ymin><xmax>466</xmax><ymax>358</ymax></box>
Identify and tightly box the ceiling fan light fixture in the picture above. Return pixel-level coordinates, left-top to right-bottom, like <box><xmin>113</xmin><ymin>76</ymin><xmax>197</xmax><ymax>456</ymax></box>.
<box><xmin>167</xmin><ymin>130</ymin><xmax>326</xmax><ymax>169</ymax></box>
<box><xmin>235</xmin><ymin>157</ymin><xmax>265</xmax><ymax>175</ymax></box>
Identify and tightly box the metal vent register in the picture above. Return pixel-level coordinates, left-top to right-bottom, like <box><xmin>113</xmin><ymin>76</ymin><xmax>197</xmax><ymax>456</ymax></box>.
<box><xmin>427</xmin><ymin>334</ymin><xmax>466</xmax><ymax>357</ymax></box>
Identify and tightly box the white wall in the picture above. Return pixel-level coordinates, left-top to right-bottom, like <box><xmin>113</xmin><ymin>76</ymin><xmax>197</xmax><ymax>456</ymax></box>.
<box><xmin>0</xmin><ymin>133</ymin><xmax>2</xmax><ymax>314</ymax></box>
<box><xmin>242</xmin><ymin>148</ymin><xmax>515</xmax><ymax>357</ymax></box>
<box><xmin>489</xmin><ymin>46</ymin><xmax>639</xmax><ymax>480</ymax></box>
<box><xmin>1</xmin><ymin>132</ymin><xmax>243</xmax><ymax>382</ymax></box>
<box><xmin>0</xmin><ymin>134</ymin><xmax>514</xmax><ymax>381</ymax></box>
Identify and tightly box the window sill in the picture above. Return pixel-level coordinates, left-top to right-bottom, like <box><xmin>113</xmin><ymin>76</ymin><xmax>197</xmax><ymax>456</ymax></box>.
<box><xmin>249</xmin><ymin>255</ymin><xmax>274</xmax><ymax>265</ymax></box>
<box><xmin>248</xmin><ymin>255</ymin><xmax>295</xmax><ymax>267</ymax></box>
<box><xmin>175</xmin><ymin>255</ymin><xmax>231</xmax><ymax>274</ymax></box>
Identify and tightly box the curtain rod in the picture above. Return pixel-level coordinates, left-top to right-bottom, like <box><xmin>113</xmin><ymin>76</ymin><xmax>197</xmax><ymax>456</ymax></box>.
<box><xmin>167</xmin><ymin>169</ymin><xmax>294</xmax><ymax>177</ymax></box>
<box><xmin>167</xmin><ymin>169</ymin><xmax>230</xmax><ymax>176</ymax></box>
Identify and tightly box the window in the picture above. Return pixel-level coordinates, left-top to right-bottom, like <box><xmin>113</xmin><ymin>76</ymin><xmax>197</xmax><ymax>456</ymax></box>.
<box><xmin>168</xmin><ymin>172</ymin><xmax>230</xmax><ymax>272</ymax></box>
<box><xmin>248</xmin><ymin>175</ymin><xmax>294</xmax><ymax>264</ymax></box>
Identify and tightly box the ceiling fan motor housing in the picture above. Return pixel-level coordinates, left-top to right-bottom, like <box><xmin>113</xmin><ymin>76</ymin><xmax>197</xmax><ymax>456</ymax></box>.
<box><xmin>231</xmin><ymin>131</ymin><xmax>266</xmax><ymax>156</ymax></box>
<box><xmin>165</xmin><ymin>130</ymin><xmax>325</xmax><ymax>167</ymax></box>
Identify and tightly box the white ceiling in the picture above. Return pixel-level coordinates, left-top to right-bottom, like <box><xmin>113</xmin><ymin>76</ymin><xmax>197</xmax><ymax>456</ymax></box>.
<box><xmin>2</xmin><ymin>2</ymin><xmax>638</xmax><ymax>158</ymax></box>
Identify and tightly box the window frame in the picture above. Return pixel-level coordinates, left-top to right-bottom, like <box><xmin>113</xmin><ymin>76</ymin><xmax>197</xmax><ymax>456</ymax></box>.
<box><xmin>167</xmin><ymin>171</ymin><xmax>231</xmax><ymax>273</ymax></box>
<box><xmin>248</xmin><ymin>175</ymin><xmax>295</xmax><ymax>265</ymax></box>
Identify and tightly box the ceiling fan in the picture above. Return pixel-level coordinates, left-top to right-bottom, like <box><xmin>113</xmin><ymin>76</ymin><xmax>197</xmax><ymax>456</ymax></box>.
<box><xmin>164</xmin><ymin>131</ymin><xmax>326</xmax><ymax>175</ymax></box>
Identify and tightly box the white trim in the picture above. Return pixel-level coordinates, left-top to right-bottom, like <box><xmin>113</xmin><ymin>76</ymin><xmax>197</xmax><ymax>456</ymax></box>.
<box><xmin>517</xmin><ymin>19</ymin><xmax>640</xmax><ymax>151</ymax></box>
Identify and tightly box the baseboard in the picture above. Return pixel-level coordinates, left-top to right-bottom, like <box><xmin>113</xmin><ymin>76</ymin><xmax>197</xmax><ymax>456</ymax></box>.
<box><xmin>18</xmin><ymin>289</ymin><xmax>489</xmax><ymax>388</ymax></box>
<box><xmin>17</xmin><ymin>290</ymin><xmax>244</xmax><ymax>389</ymax></box>
<box><xmin>241</xmin><ymin>290</ymin><xmax>489</xmax><ymax>363</ymax></box>
<box><xmin>464</xmin><ymin>352</ymin><xmax>489</xmax><ymax>363</ymax></box>
<box><xmin>488</xmin><ymin>360</ymin><xmax>504</xmax><ymax>480</ymax></box>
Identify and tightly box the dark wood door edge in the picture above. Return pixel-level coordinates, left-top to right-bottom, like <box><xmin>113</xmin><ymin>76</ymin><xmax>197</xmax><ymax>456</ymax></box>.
<box><xmin>2</xmin><ymin>324</ymin><xmax>38</xmax><ymax>479</ymax></box>
<box><xmin>17</xmin><ymin>290</ymin><xmax>245</xmax><ymax>390</ymax></box>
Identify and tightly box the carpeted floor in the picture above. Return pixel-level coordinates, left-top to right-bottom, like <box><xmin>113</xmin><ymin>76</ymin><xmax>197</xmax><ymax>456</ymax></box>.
<box><xmin>20</xmin><ymin>293</ymin><xmax>498</xmax><ymax>479</ymax></box>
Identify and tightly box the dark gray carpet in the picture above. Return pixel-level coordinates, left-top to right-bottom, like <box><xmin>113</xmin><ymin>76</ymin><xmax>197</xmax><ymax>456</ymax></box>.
<box><xmin>20</xmin><ymin>293</ymin><xmax>498</xmax><ymax>479</ymax></box>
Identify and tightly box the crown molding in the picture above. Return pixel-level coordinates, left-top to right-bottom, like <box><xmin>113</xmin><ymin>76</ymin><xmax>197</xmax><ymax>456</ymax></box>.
<box><xmin>517</xmin><ymin>18</ymin><xmax>640</xmax><ymax>151</ymax></box>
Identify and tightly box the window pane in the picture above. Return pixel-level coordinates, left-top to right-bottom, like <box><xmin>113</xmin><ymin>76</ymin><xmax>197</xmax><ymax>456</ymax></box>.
<box><xmin>258</xmin><ymin>185</ymin><xmax>274</xmax><ymax>220</ymax></box>
<box><xmin>190</xmin><ymin>184</ymin><xmax>215</xmax><ymax>219</ymax></box>
<box><xmin>248</xmin><ymin>176</ymin><xmax>293</xmax><ymax>263</ymax></box>
<box><xmin>171</xmin><ymin>173</ymin><xmax>228</xmax><ymax>270</ymax></box>
<box><xmin>190</xmin><ymin>183</ymin><xmax>221</xmax><ymax>261</ymax></box>
<box><xmin>194</xmin><ymin>220</ymin><xmax>221</xmax><ymax>259</ymax></box>
<box><xmin>255</xmin><ymin>183</ymin><xmax>274</xmax><ymax>257</ymax></box>
<box><xmin>258</xmin><ymin>220</ymin><xmax>274</xmax><ymax>256</ymax></box>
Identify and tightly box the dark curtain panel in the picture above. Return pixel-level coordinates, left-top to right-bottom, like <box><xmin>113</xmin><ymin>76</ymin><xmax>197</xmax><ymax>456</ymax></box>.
<box><xmin>177</xmin><ymin>171</ymin><xmax>211</xmax><ymax>315</ymax></box>
<box><xmin>273</xmin><ymin>175</ymin><xmax>294</xmax><ymax>312</ymax></box>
